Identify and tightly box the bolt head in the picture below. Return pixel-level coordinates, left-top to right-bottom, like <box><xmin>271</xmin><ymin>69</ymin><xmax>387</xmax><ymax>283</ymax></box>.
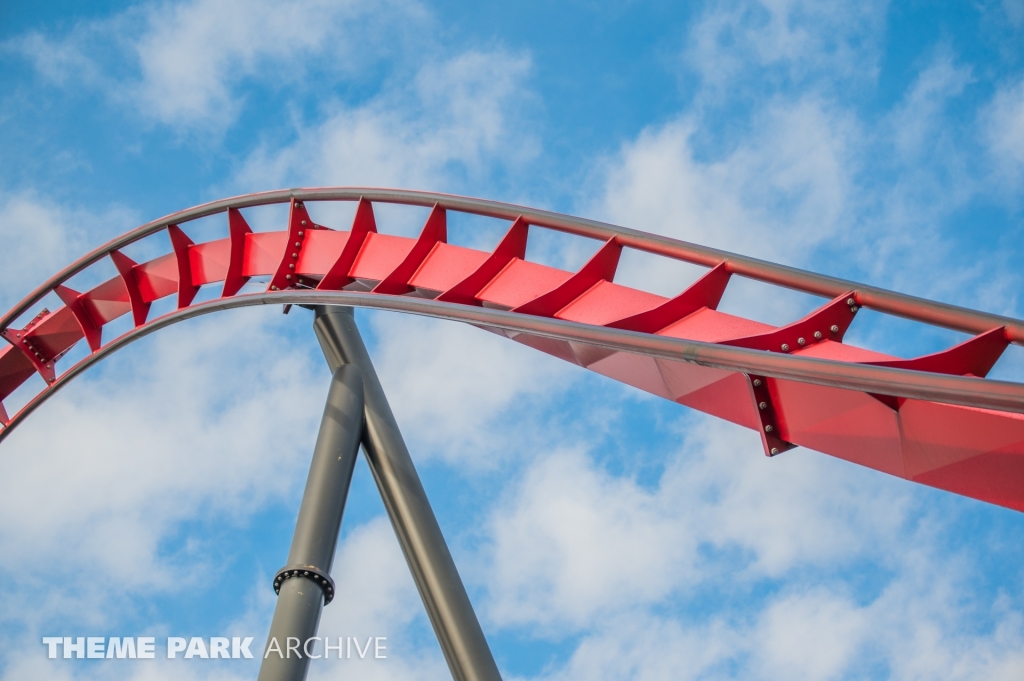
<box><xmin>797</xmin><ymin>337</ymin><xmax>806</xmax><ymax>345</ymax></box>
<box><xmin>814</xmin><ymin>331</ymin><xmax>822</xmax><ymax>340</ymax></box>
<box><xmin>765</xmin><ymin>425</ymin><xmax>773</xmax><ymax>432</ymax></box>
<box><xmin>781</xmin><ymin>343</ymin><xmax>790</xmax><ymax>352</ymax></box>
<box><xmin>830</xmin><ymin>325</ymin><xmax>839</xmax><ymax>333</ymax></box>
<box><xmin>759</xmin><ymin>401</ymin><xmax>767</xmax><ymax>410</ymax></box>
<box><xmin>752</xmin><ymin>379</ymin><xmax>762</xmax><ymax>387</ymax></box>
<box><xmin>847</xmin><ymin>298</ymin><xmax>855</xmax><ymax>305</ymax></box>
<box><xmin>301</xmin><ymin>220</ymin><xmax>307</xmax><ymax>225</ymax></box>
<box><xmin>850</xmin><ymin>306</ymin><xmax>858</xmax><ymax>313</ymax></box>
<box><xmin>294</xmin><ymin>242</ymin><xmax>301</xmax><ymax>247</ymax></box>
<box><xmin>298</xmin><ymin>231</ymin><xmax>304</xmax><ymax>237</ymax></box>
<box><xmin>285</xmin><ymin>274</ymin><xmax>292</xmax><ymax>280</ymax></box>
<box><xmin>292</xmin><ymin>253</ymin><xmax>298</xmax><ymax>258</ymax></box>
<box><xmin>288</xmin><ymin>263</ymin><xmax>295</xmax><ymax>269</ymax></box>
<box><xmin>770</xmin><ymin>447</ymin><xmax>779</xmax><ymax>455</ymax></box>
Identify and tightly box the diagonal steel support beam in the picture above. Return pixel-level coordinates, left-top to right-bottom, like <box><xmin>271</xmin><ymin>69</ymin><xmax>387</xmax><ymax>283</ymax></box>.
<box><xmin>258</xmin><ymin>363</ymin><xmax>365</xmax><ymax>681</ymax></box>
<box><xmin>313</xmin><ymin>305</ymin><xmax>503</xmax><ymax>681</ymax></box>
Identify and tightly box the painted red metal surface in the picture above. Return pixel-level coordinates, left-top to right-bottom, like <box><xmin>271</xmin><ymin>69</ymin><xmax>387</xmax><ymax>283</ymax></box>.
<box><xmin>2</xmin><ymin>189</ymin><xmax>1024</xmax><ymax>513</ymax></box>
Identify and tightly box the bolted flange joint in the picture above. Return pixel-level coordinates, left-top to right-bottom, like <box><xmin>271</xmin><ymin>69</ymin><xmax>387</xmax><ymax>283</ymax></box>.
<box><xmin>273</xmin><ymin>564</ymin><xmax>336</xmax><ymax>605</ymax></box>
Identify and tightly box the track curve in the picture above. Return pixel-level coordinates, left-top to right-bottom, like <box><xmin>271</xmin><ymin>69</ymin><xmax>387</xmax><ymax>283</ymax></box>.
<box><xmin>3</xmin><ymin>189</ymin><xmax>1024</xmax><ymax>511</ymax></box>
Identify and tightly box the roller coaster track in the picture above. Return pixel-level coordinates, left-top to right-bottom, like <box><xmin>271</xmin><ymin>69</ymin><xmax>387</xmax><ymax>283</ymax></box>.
<box><xmin>2</xmin><ymin>188</ymin><xmax>1024</xmax><ymax>511</ymax></box>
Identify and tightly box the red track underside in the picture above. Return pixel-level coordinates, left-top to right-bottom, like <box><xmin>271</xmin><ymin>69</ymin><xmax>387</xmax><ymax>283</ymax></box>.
<box><xmin>2</xmin><ymin>198</ymin><xmax>1023</xmax><ymax>511</ymax></box>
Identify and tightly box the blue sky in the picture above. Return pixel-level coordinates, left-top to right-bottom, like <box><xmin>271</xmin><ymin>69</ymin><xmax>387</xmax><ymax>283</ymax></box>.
<box><xmin>2</xmin><ymin>1</ymin><xmax>1024</xmax><ymax>680</ymax></box>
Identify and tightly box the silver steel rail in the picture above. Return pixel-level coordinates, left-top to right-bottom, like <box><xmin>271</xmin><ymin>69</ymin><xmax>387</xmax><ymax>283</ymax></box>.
<box><xmin>3</xmin><ymin>290</ymin><xmax>1024</xmax><ymax>448</ymax></box>
<box><xmin>3</xmin><ymin>188</ymin><xmax>1023</xmax><ymax>344</ymax></box>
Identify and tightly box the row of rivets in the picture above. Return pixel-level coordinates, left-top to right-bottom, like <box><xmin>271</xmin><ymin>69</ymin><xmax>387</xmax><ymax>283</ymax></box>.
<box><xmin>779</xmin><ymin>316</ymin><xmax>855</xmax><ymax>353</ymax></box>
<box><xmin>748</xmin><ymin>374</ymin><xmax>793</xmax><ymax>457</ymax></box>
<box><xmin>281</xmin><ymin>209</ymin><xmax>309</xmax><ymax>287</ymax></box>
<box><xmin>273</xmin><ymin>565</ymin><xmax>336</xmax><ymax>604</ymax></box>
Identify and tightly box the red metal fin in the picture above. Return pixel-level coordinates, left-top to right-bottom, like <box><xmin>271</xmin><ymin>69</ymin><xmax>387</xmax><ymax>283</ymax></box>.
<box><xmin>512</xmin><ymin>238</ymin><xmax>622</xmax><ymax>317</ymax></box>
<box><xmin>720</xmin><ymin>293</ymin><xmax>859</xmax><ymax>352</ymax></box>
<box><xmin>55</xmin><ymin>285</ymin><xmax>102</xmax><ymax>352</ymax></box>
<box><xmin>746</xmin><ymin>375</ymin><xmax>796</xmax><ymax>457</ymax></box>
<box><xmin>865</xmin><ymin>327</ymin><xmax>1009</xmax><ymax>378</ymax></box>
<box><xmin>168</xmin><ymin>225</ymin><xmax>199</xmax><ymax>308</ymax></box>
<box><xmin>607</xmin><ymin>262</ymin><xmax>731</xmax><ymax>333</ymax></box>
<box><xmin>317</xmin><ymin>198</ymin><xmax>378</xmax><ymax>291</ymax></box>
<box><xmin>222</xmin><ymin>208</ymin><xmax>253</xmax><ymax>297</ymax></box>
<box><xmin>372</xmin><ymin>204</ymin><xmax>447</xmax><ymax>295</ymax></box>
<box><xmin>110</xmin><ymin>251</ymin><xmax>151</xmax><ymax>327</ymax></box>
<box><xmin>0</xmin><ymin>313</ymin><xmax>58</xmax><ymax>386</ymax></box>
<box><xmin>0</xmin><ymin>341</ymin><xmax>40</xmax><ymax>402</ymax></box>
<box><xmin>0</xmin><ymin>400</ymin><xmax>8</xmax><ymax>426</ymax></box>
<box><xmin>269</xmin><ymin>199</ymin><xmax>319</xmax><ymax>292</ymax></box>
<box><xmin>437</xmin><ymin>216</ymin><xmax>529</xmax><ymax>305</ymax></box>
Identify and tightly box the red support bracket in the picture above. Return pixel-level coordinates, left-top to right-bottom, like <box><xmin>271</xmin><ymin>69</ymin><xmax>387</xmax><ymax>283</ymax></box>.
<box><xmin>721</xmin><ymin>293</ymin><xmax>859</xmax><ymax>352</ymax></box>
<box><xmin>513</xmin><ymin>238</ymin><xmax>622</xmax><ymax>317</ymax></box>
<box><xmin>866</xmin><ymin>327</ymin><xmax>1008</xmax><ymax>377</ymax></box>
<box><xmin>269</xmin><ymin>199</ymin><xmax>321</xmax><ymax>292</ymax></box>
<box><xmin>863</xmin><ymin>327</ymin><xmax>1009</xmax><ymax>410</ymax></box>
<box><xmin>168</xmin><ymin>225</ymin><xmax>200</xmax><ymax>308</ymax></box>
<box><xmin>55</xmin><ymin>285</ymin><xmax>102</xmax><ymax>352</ymax></box>
<box><xmin>372</xmin><ymin>204</ymin><xmax>447</xmax><ymax>295</ymax></box>
<box><xmin>0</xmin><ymin>309</ymin><xmax>58</xmax><ymax>385</ymax></box>
<box><xmin>0</xmin><ymin>401</ymin><xmax>8</xmax><ymax>426</ymax></box>
<box><xmin>607</xmin><ymin>262</ymin><xmax>731</xmax><ymax>333</ymax></box>
<box><xmin>746</xmin><ymin>374</ymin><xmax>796</xmax><ymax>457</ymax></box>
<box><xmin>437</xmin><ymin>216</ymin><xmax>529</xmax><ymax>305</ymax></box>
<box><xmin>110</xmin><ymin>250</ymin><xmax>151</xmax><ymax>327</ymax></box>
<box><xmin>317</xmin><ymin>198</ymin><xmax>378</xmax><ymax>291</ymax></box>
<box><xmin>222</xmin><ymin>208</ymin><xmax>253</xmax><ymax>297</ymax></box>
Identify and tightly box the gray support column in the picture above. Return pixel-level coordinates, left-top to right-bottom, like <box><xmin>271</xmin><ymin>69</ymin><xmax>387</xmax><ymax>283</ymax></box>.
<box><xmin>257</xmin><ymin>363</ymin><xmax>365</xmax><ymax>681</ymax></box>
<box><xmin>313</xmin><ymin>306</ymin><xmax>503</xmax><ymax>681</ymax></box>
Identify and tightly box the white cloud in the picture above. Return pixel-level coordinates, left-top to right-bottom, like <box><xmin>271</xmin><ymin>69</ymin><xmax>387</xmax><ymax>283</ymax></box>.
<box><xmin>888</xmin><ymin>56</ymin><xmax>973</xmax><ymax>161</ymax></box>
<box><xmin>1004</xmin><ymin>0</ymin><xmax>1024</xmax><ymax>27</ymax></box>
<box><xmin>532</xmin><ymin>612</ymin><xmax>738</xmax><ymax>681</ymax></box>
<box><xmin>0</xmin><ymin>308</ymin><xmax>325</xmax><ymax>613</ymax></box>
<box><xmin>309</xmin><ymin>516</ymin><xmax>449</xmax><ymax>681</ymax></box>
<box><xmin>596</xmin><ymin>101</ymin><xmax>854</xmax><ymax>263</ymax></box>
<box><xmin>485</xmin><ymin>420</ymin><xmax>908</xmax><ymax>632</ymax></box>
<box><xmin>591</xmin><ymin>45</ymin><xmax>1022</xmax><ymax>319</ymax></box>
<box><xmin>132</xmin><ymin>0</ymin><xmax>424</xmax><ymax>127</ymax></box>
<box><xmin>230</xmin><ymin>48</ymin><xmax>536</xmax><ymax>194</ymax></box>
<box><xmin>366</xmin><ymin>313</ymin><xmax>576</xmax><ymax>467</ymax></box>
<box><xmin>8</xmin><ymin>0</ymin><xmax>429</xmax><ymax>129</ymax></box>
<box><xmin>486</xmin><ymin>447</ymin><xmax>695</xmax><ymax>629</ymax></box>
<box><xmin>6</xmin><ymin>29</ymin><xmax>106</xmax><ymax>88</ymax></box>
<box><xmin>983</xmin><ymin>77</ymin><xmax>1024</xmax><ymax>187</ymax></box>
<box><xmin>685</xmin><ymin>0</ymin><xmax>887</xmax><ymax>95</ymax></box>
<box><xmin>488</xmin><ymin>418</ymin><xmax>1024</xmax><ymax>681</ymax></box>
<box><xmin>0</xmin><ymin>191</ymin><xmax>137</xmax><ymax>312</ymax></box>
<box><xmin>754</xmin><ymin>590</ymin><xmax>868</xmax><ymax>681</ymax></box>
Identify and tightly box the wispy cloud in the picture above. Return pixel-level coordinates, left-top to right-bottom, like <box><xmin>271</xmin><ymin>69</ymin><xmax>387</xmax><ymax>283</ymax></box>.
<box><xmin>8</xmin><ymin>0</ymin><xmax>429</xmax><ymax>130</ymax></box>
<box><xmin>983</xmin><ymin>77</ymin><xmax>1024</xmax><ymax>189</ymax></box>
<box><xmin>230</xmin><ymin>48</ymin><xmax>536</xmax><ymax>195</ymax></box>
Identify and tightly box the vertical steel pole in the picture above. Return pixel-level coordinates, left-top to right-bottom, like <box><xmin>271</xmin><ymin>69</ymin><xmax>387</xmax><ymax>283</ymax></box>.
<box><xmin>313</xmin><ymin>306</ymin><xmax>503</xmax><ymax>681</ymax></box>
<box><xmin>257</xmin><ymin>364</ymin><xmax>364</xmax><ymax>681</ymax></box>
